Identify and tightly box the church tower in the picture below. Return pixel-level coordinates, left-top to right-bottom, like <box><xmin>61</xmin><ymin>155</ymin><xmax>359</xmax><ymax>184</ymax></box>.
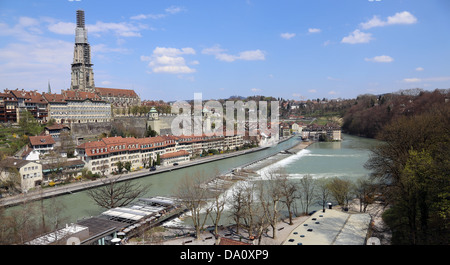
<box><xmin>70</xmin><ymin>10</ymin><xmax>95</xmax><ymax>92</ymax></box>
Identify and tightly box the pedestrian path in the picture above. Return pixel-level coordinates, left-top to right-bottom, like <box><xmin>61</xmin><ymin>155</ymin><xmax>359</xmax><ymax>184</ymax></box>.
<box><xmin>282</xmin><ymin>209</ymin><xmax>371</xmax><ymax>245</ymax></box>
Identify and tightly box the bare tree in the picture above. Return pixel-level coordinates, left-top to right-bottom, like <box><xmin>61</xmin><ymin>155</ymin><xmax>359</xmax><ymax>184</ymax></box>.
<box><xmin>279</xmin><ymin>174</ymin><xmax>300</xmax><ymax>225</ymax></box>
<box><xmin>299</xmin><ymin>174</ymin><xmax>316</xmax><ymax>215</ymax></box>
<box><xmin>229</xmin><ymin>181</ymin><xmax>247</xmax><ymax>234</ymax></box>
<box><xmin>240</xmin><ymin>181</ymin><xmax>259</xmax><ymax>239</ymax></box>
<box><xmin>207</xmin><ymin>175</ymin><xmax>227</xmax><ymax>243</ymax></box>
<box><xmin>354</xmin><ymin>177</ymin><xmax>377</xmax><ymax>212</ymax></box>
<box><xmin>316</xmin><ymin>178</ymin><xmax>331</xmax><ymax>213</ymax></box>
<box><xmin>261</xmin><ymin>169</ymin><xmax>284</xmax><ymax>239</ymax></box>
<box><xmin>176</xmin><ymin>172</ymin><xmax>213</xmax><ymax>240</ymax></box>
<box><xmin>86</xmin><ymin>176</ymin><xmax>149</xmax><ymax>209</ymax></box>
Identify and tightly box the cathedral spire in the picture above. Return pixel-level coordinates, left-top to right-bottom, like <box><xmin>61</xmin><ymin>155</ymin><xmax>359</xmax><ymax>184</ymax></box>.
<box><xmin>70</xmin><ymin>9</ymin><xmax>95</xmax><ymax>92</ymax></box>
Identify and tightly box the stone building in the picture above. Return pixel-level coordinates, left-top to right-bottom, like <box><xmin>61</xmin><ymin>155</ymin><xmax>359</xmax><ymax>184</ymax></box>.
<box><xmin>94</xmin><ymin>87</ymin><xmax>140</xmax><ymax>107</ymax></box>
<box><xmin>43</xmin><ymin>90</ymin><xmax>111</xmax><ymax>124</ymax></box>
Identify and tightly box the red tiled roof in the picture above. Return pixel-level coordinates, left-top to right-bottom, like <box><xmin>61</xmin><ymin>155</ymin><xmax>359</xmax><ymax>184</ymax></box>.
<box><xmin>62</xmin><ymin>90</ymin><xmax>103</xmax><ymax>102</ymax></box>
<box><xmin>160</xmin><ymin>150</ymin><xmax>189</xmax><ymax>159</ymax></box>
<box><xmin>10</xmin><ymin>89</ymin><xmax>47</xmax><ymax>104</ymax></box>
<box><xmin>45</xmin><ymin>124</ymin><xmax>70</xmax><ymax>130</ymax></box>
<box><xmin>43</xmin><ymin>93</ymin><xmax>66</xmax><ymax>103</ymax></box>
<box><xmin>29</xmin><ymin>135</ymin><xmax>56</xmax><ymax>146</ymax></box>
<box><xmin>77</xmin><ymin>136</ymin><xmax>178</xmax><ymax>157</ymax></box>
<box><xmin>95</xmin><ymin>87</ymin><xmax>139</xmax><ymax>98</ymax></box>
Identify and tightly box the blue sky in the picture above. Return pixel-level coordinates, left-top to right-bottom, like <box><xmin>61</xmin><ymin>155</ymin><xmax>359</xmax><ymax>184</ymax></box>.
<box><xmin>1</xmin><ymin>0</ymin><xmax>449</xmax><ymax>101</ymax></box>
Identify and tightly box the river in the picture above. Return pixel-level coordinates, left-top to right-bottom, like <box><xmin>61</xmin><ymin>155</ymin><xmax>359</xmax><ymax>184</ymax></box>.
<box><xmin>6</xmin><ymin>134</ymin><xmax>379</xmax><ymax>228</ymax></box>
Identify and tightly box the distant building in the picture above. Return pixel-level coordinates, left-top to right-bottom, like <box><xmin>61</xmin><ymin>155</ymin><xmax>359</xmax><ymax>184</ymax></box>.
<box><xmin>26</xmin><ymin>135</ymin><xmax>56</xmax><ymax>160</ymax></box>
<box><xmin>302</xmin><ymin>123</ymin><xmax>342</xmax><ymax>141</ymax></box>
<box><xmin>0</xmin><ymin>91</ymin><xmax>18</xmax><ymax>123</ymax></box>
<box><xmin>0</xmin><ymin>89</ymin><xmax>49</xmax><ymax>123</ymax></box>
<box><xmin>44</xmin><ymin>124</ymin><xmax>71</xmax><ymax>139</ymax></box>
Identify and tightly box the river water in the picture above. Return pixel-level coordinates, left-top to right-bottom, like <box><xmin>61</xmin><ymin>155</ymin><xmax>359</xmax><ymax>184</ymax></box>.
<box><xmin>7</xmin><ymin>134</ymin><xmax>379</xmax><ymax>227</ymax></box>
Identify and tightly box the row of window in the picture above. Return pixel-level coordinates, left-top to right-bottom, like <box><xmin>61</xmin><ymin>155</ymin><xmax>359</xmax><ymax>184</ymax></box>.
<box><xmin>23</xmin><ymin>172</ymin><xmax>41</xmax><ymax>179</ymax></box>
<box><xmin>23</xmin><ymin>166</ymin><xmax>40</xmax><ymax>171</ymax></box>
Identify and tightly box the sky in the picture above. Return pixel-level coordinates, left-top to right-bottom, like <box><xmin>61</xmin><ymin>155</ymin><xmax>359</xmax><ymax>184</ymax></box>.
<box><xmin>0</xmin><ymin>0</ymin><xmax>449</xmax><ymax>102</ymax></box>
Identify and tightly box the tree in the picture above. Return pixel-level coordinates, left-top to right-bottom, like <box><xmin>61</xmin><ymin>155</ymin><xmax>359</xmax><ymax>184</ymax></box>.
<box><xmin>124</xmin><ymin>161</ymin><xmax>132</xmax><ymax>172</ymax></box>
<box><xmin>365</xmin><ymin>104</ymin><xmax>450</xmax><ymax>244</ymax></box>
<box><xmin>207</xmin><ymin>174</ymin><xmax>226</xmax><ymax>242</ymax></box>
<box><xmin>298</xmin><ymin>174</ymin><xmax>316</xmax><ymax>214</ymax></box>
<box><xmin>86</xmin><ymin>176</ymin><xmax>149</xmax><ymax>209</ymax></box>
<box><xmin>261</xmin><ymin>169</ymin><xmax>284</xmax><ymax>239</ymax></box>
<box><xmin>18</xmin><ymin>110</ymin><xmax>42</xmax><ymax>136</ymax></box>
<box><xmin>145</xmin><ymin>125</ymin><xmax>157</xmax><ymax>137</ymax></box>
<box><xmin>156</xmin><ymin>154</ymin><xmax>161</xmax><ymax>166</ymax></box>
<box><xmin>279</xmin><ymin>174</ymin><xmax>299</xmax><ymax>225</ymax></box>
<box><xmin>328</xmin><ymin>177</ymin><xmax>353</xmax><ymax>209</ymax></box>
<box><xmin>229</xmin><ymin>182</ymin><xmax>247</xmax><ymax>234</ymax></box>
<box><xmin>116</xmin><ymin>161</ymin><xmax>124</xmax><ymax>174</ymax></box>
<box><xmin>176</xmin><ymin>172</ymin><xmax>213</xmax><ymax>240</ymax></box>
<box><xmin>316</xmin><ymin>178</ymin><xmax>331</xmax><ymax>213</ymax></box>
<box><xmin>354</xmin><ymin>177</ymin><xmax>377</xmax><ymax>213</ymax></box>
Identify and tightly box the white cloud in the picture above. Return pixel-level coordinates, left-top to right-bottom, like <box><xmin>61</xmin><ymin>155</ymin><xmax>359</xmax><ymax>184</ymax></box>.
<box><xmin>165</xmin><ymin>6</ymin><xmax>185</xmax><ymax>14</ymax></box>
<box><xmin>308</xmin><ymin>89</ymin><xmax>317</xmax><ymax>93</ymax></box>
<box><xmin>251</xmin><ymin>88</ymin><xmax>261</xmax><ymax>92</ymax></box>
<box><xmin>280</xmin><ymin>32</ymin><xmax>296</xmax><ymax>40</ymax></box>
<box><xmin>48</xmin><ymin>20</ymin><xmax>147</xmax><ymax>37</ymax></box>
<box><xmin>328</xmin><ymin>90</ymin><xmax>338</xmax><ymax>95</ymax></box>
<box><xmin>201</xmin><ymin>45</ymin><xmax>265</xmax><ymax>62</ymax></box>
<box><xmin>341</xmin><ymin>29</ymin><xmax>374</xmax><ymax>44</ymax></box>
<box><xmin>88</xmin><ymin>21</ymin><xmax>145</xmax><ymax>37</ymax></box>
<box><xmin>364</xmin><ymin>55</ymin><xmax>394</xmax><ymax>63</ymax></box>
<box><xmin>403</xmin><ymin>78</ymin><xmax>421</xmax><ymax>83</ymax></box>
<box><xmin>143</xmin><ymin>47</ymin><xmax>197</xmax><ymax>74</ymax></box>
<box><xmin>402</xmin><ymin>76</ymin><xmax>450</xmax><ymax>83</ymax></box>
<box><xmin>0</xmin><ymin>19</ymin><xmax>73</xmax><ymax>90</ymax></box>
<box><xmin>308</xmin><ymin>28</ymin><xmax>321</xmax><ymax>33</ymax></box>
<box><xmin>131</xmin><ymin>6</ymin><xmax>185</xmax><ymax>20</ymax></box>
<box><xmin>92</xmin><ymin>44</ymin><xmax>130</xmax><ymax>54</ymax></box>
<box><xmin>48</xmin><ymin>22</ymin><xmax>76</xmax><ymax>35</ymax></box>
<box><xmin>360</xmin><ymin>11</ymin><xmax>418</xmax><ymax>29</ymax></box>
<box><xmin>416</xmin><ymin>67</ymin><xmax>424</xmax><ymax>71</ymax></box>
<box><xmin>239</xmin><ymin>50</ymin><xmax>265</xmax><ymax>61</ymax></box>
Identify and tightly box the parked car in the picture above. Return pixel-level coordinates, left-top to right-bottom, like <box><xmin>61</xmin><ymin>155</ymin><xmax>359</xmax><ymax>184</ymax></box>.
<box><xmin>150</xmin><ymin>166</ymin><xmax>156</xmax><ymax>171</ymax></box>
<box><xmin>173</xmin><ymin>163</ymin><xmax>179</xmax><ymax>166</ymax></box>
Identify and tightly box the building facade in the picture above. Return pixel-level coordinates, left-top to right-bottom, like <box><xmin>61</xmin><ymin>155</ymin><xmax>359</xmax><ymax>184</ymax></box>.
<box><xmin>94</xmin><ymin>87</ymin><xmax>140</xmax><ymax>107</ymax></box>
<box><xmin>43</xmin><ymin>90</ymin><xmax>111</xmax><ymax>124</ymax></box>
